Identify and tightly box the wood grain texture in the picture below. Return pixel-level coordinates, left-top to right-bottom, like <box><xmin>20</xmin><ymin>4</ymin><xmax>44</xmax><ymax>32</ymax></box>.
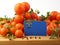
<box><xmin>0</xmin><ymin>36</ymin><xmax>60</xmax><ymax>45</ymax></box>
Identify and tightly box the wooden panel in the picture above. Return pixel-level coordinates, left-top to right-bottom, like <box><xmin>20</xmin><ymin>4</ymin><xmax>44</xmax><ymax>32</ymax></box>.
<box><xmin>0</xmin><ymin>36</ymin><xmax>60</xmax><ymax>45</ymax></box>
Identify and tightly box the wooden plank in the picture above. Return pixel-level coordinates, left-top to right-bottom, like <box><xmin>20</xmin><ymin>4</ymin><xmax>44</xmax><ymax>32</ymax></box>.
<box><xmin>0</xmin><ymin>36</ymin><xmax>60</xmax><ymax>45</ymax></box>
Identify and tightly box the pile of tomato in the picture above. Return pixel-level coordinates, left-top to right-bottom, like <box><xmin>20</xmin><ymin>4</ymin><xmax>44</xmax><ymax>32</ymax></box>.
<box><xmin>0</xmin><ymin>2</ymin><xmax>60</xmax><ymax>39</ymax></box>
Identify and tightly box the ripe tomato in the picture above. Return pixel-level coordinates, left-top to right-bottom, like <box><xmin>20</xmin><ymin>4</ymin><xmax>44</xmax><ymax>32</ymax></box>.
<box><xmin>15</xmin><ymin>30</ymin><xmax>23</xmax><ymax>38</ymax></box>
<box><xmin>3</xmin><ymin>23</ymin><xmax>10</xmax><ymax>28</ymax></box>
<box><xmin>45</xmin><ymin>19</ymin><xmax>51</xmax><ymax>25</ymax></box>
<box><xmin>56</xmin><ymin>13</ymin><xmax>60</xmax><ymax>21</ymax></box>
<box><xmin>49</xmin><ymin>22</ymin><xmax>57</xmax><ymax>31</ymax></box>
<box><xmin>0</xmin><ymin>27</ymin><xmax>8</xmax><ymax>37</ymax></box>
<box><xmin>47</xmin><ymin>25</ymin><xmax>53</xmax><ymax>36</ymax></box>
<box><xmin>22</xmin><ymin>2</ymin><xmax>30</xmax><ymax>12</ymax></box>
<box><xmin>11</xmin><ymin>21</ymin><xmax>16</xmax><ymax>26</ymax></box>
<box><xmin>3</xmin><ymin>23</ymin><xmax>11</xmax><ymax>28</ymax></box>
<box><xmin>15</xmin><ymin>23</ymin><xmax>24</xmax><ymax>30</ymax></box>
<box><xmin>47</xmin><ymin>29</ymin><xmax>52</xmax><ymax>36</ymax></box>
<box><xmin>10</xmin><ymin>27</ymin><xmax>16</xmax><ymax>35</ymax></box>
<box><xmin>31</xmin><ymin>12</ymin><xmax>37</xmax><ymax>20</ymax></box>
<box><xmin>14</xmin><ymin>3</ymin><xmax>25</xmax><ymax>14</ymax></box>
<box><xmin>36</xmin><ymin>16</ymin><xmax>41</xmax><ymax>21</ymax></box>
<box><xmin>25</xmin><ymin>12</ymin><xmax>31</xmax><ymax>20</ymax></box>
<box><xmin>50</xmin><ymin>11</ymin><xmax>58</xmax><ymax>20</ymax></box>
<box><xmin>14</xmin><ymin>15</ymin><xmax>24</xmax><ymax>23</ymax></box>
<box><xmin>47</xmin><ymin>22</ymin><xmax>57</xmax><ymax>36</ymax></box>
<box><xmin>51</xmin><ymin>20</ymin><xmax>57</xmax><ymax>23</ymax></box>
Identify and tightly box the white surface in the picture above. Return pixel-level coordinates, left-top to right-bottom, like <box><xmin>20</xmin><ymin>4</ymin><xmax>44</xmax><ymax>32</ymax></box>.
<box><xmin>0</xmin><ymin>0</ymin><xmax>60</xmax><ymax>18</ymax></box>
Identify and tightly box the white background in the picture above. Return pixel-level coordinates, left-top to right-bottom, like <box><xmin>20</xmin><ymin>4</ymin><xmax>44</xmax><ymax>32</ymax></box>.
<box><xmin>0</xmin><ymin>0</ymin><xmax>60</xmax><ymax>18</ymax></box>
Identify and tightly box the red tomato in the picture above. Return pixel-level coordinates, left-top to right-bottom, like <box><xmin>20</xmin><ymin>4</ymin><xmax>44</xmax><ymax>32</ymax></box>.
<box><xmin>10</xmin><ymin>27</ymin><xmax>16</xmax><ymax>35</ymax></box>
<box><xmin>15</xmin><ymin>23</ymin><xmax>24</xmax><ymax>30</ymax></box>
<box><xmin>22</xmin><ymin>2</ymin><xmax>30</xmax><ymax>12</ymax></box>
<box><xmin>47</xmin><ymin>30</ymin><xmax>52</xmax><ymax>36</ymax></box>
<box><xmin>25</xmin><ymin>12</ymin><xmax>31</xmax><ymax>20</ymax></box>
<box><xmin>47</xmin><ymin>22</ymin><xmax>57</xmax><ymax>36</ymax></box>
<box><xmin>51</xmin><ymin>20</ymin><xmax>57</xmax><ymax>23</ymax></box>
<box><xmin>14</xmin><ymin>15</ymin><xmax>24</xmax><ymax>23</ymax></box>
<box><xmin>56</xmin><ymin>13</ymin><xmax>60</xmax><ymax>21</ymax></box>
<box><xmin>0</xmin><ymin>27</ymin><xmax>8</xmax><ymax>37</ymax></box>
<box><xmin>50</xmin><ymin>11</ymin><xmax>58</xmax><ymax>20</ymax></box>
<box><xmin>15</xmin><ymin>30</ymin><xmax>23</xmax><ymax>38</ymax></box>
<box><xmin>48</xmin><ymin>22</ymin><xmax>57</xmax><ymax>31</ymax></box>
<box><xmin>3</xmin><ymin>23</ymin><xmax>11</xmax><ymax>28</ymax></box>
<box><xmin>31</xmin><ymin>12</ymin><xmax>37</xmax><ymax>20</ymax></box>
<box><xmin>11</xmin><ymin>21</ymin><xmax>16</xmax><ymax>26</ymax></box>
<box><xmin>14</xmin><ymin>3</ymin><xmax>25</xmax><ymax>14</ymax></box>
<box><xmin>36</xmin><ymin>16</ymin><xmax>41</xmax><ymax>21</ymax></box>
<box><xmin>45</xmin><ymin>19</ymin><xmax>51</xmax><ymax>25</ymax></box>
<box><xmin>47</xmin><ymin>25</ymin><xmax>53</xmax><ymax>36</ymax></box>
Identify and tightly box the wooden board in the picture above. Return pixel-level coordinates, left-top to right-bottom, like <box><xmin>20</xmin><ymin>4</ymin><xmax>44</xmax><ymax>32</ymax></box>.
<box><xmin>0</xmin><ymin>36</ymin><xmax>60</xmax><ymax>45</ymax></box>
